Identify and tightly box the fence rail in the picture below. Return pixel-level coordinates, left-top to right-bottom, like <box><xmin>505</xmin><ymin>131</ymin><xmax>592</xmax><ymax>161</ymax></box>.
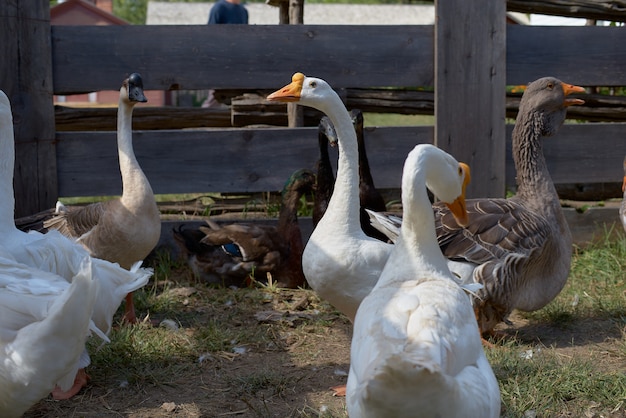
<box><xmin>2</xmin><ymin>0</ymin><xmax>626</xmax><ymax>217</ymax></box>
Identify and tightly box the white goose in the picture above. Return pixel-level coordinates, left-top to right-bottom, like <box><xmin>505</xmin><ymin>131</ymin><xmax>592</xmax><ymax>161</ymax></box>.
<box><xmin>42</xmin><ymin>73</ymin><xmax>161</xmax><ymax>324</ymax></box>
<box><xmin>0</xmin><ymin>255</ymin><xmax>100</xmax><ymax>417</ymax></box>
<box><xmin>346</xmin><ymin>144</ymin><xmax>500</xmax><ymax>418</ymax></box>
<box><xmin>267</xmin><ymin>73</ymin><xmax>392</xmax><ymax>322</ymax></box>
<box><xmin>0</xmin><ymin>90</ymin><xmax>151</xmax><ymax>399</ymax></box>
<box><xmin>368</xmin><ymin>77</ymin><xmax>585</xmax><ymax>336</ymax></box>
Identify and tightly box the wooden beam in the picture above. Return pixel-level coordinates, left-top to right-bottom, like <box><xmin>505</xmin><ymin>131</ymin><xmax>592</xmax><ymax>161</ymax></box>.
<box><xmin>55</xmin><ymin>126</ymin><xmax>433</xmax><ymax>197</ymax></box>
<box><xmin>507</xmin><ymin>25</ymin><xmax>626</xmax><ymax>86</ymax></box>
<box><xmin>54</xmin><ymin>123</ymin><xmax>626</xmax><ymax>198</ymax></box>
<box><xmin>435</xmin><ymin>0</ymin><xmax>507</xmax><ymax>198</ymax></box>
<box><xmin>50</xmin><ymin>25</ymin><xmax>435</xmax><ymax>94</ymax></box>
<box><xmin>507</xmin><ymin>0</ymin><xmax>626</xmax><ymax>23</ymax></box>
<box><xmin>0</xmin><ymin>0</ymin><xmax>57</xmax><ymax>217</ymax></box>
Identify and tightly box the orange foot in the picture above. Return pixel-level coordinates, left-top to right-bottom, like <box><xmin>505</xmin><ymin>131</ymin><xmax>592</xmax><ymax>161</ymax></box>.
<box><xmin>121</xmin><ymin>292</ymin><xmax>137</xmax><ymax>324</ymax></box>
<box><xmin>331</xmin><ymin>384</ymin><xmax>346</xmax><ymax>397</ymax></box>
<box><xmin>51</xmin><ymin>368</ymin><xmax>89</xmax><ymax>400</ymax></box>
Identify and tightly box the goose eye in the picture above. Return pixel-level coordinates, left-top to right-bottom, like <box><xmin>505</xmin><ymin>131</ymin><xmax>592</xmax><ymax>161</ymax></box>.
<box><xmin>309</xmin><ymin>81</ymin><xmax>317</xmax><ymax>88</ymax></box>
<box><xmin>546</xmin><ymin>82</ymin><xmax>554</xmax><ymax>90</ymax></box>
<box><xmin>458</xmin><ymin>166</ymin><xmax>463</xmax><ymax>177</ymax></box>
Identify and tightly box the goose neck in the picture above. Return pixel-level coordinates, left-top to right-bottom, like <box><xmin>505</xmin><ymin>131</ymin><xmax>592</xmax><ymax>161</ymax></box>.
<box><xmin>117</xmin><ymin>95</ymin><xmax>152</xmax><ymax>203</ymax></box>
<box><xmin>380</xmin><ymin>159</ymin><xmax>450</xmax><ymax>284</ymax></box>
<box><xmin>512</xmin><ymin>112</ymin><xmax>559</xmax><ymax>207</ymax></box>
<box><xmin>319</xmin><ymin>100</ymin><xmax>361</xmax><ymax>231</ymax></box>
<box><xmin>117</xmin><ymin>95</ymin><xmax>140</xmax><ymax>170</ymax></box>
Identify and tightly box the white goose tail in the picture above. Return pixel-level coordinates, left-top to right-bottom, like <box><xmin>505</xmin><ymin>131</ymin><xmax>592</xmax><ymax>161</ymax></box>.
<box><xmin>0</xmin><ymin>258</ymin><xmax>98</xmax><ymax>418</ymax></box>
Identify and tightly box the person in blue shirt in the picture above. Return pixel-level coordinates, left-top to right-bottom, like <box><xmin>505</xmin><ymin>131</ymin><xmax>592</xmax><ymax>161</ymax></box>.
<box><xmin>208</xmin><ymin>0</ymin><xmax>249</xmax><ymax>24</ymax></box>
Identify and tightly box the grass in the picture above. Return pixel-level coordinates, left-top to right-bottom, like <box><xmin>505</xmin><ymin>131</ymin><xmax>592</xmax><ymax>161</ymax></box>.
<box><xmin>489</xmin><ymin>340</ymin><xmax>626</xmax><ymax>417</ymax></box>
<box><xmin>492</xmin><ymin>231</ymin><xmax>626</xmax><ymax>417</ymax></box>
<box><xmin>526</xmin><ymin>231</ymin><xmax>626</xmax><ymax>322</ymax></box>
<box><xmin>363</xmin><ymin>112</ymin><xmax>434</xmax><ymax>127</ymax></box>
<box><xmin>64</xmin><ymin>233</ymin><xmax>626</xmax><ymax>417</ymax></box>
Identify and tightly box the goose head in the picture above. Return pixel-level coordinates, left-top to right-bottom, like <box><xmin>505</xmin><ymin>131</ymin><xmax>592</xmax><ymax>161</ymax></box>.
<box><xmin>519</xmin><ymin>77</ymin><xmax>584</xmax><ymax>137</ymax></box>
<box><xmin>267</xmin><ymin>73</ymin><xmax>335</xmax><ymax>113</ymax></box>
<box><xmin>415</xmin><ymin>145</ymin><xmax>470</xmax><ymax>227</ymax></box>
<box><xmin>122</xmin><ymin>73</ymin><xmax>148</xmax><ymax>104</ymax></box>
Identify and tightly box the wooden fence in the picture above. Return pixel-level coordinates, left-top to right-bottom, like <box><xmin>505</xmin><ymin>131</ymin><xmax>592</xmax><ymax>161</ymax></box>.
<box><xmin>2</xmin><ymin>0</ymin><xmax>626</xmax><ymax>219</ymax></box>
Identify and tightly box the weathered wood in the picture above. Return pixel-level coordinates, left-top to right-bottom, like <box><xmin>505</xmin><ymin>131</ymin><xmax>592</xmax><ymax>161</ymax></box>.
<box><xmin>50</xmin><ymin>25</ymin><xmax>435</xmax><ymax>94</ymax></box>
<box><xmin>435</xmin><ymin>0</ymin><xmax>507</xmax><ymax>198</ymax></box>
<box><xmin>507</xmin><ymin>0</ymin><xmax>626</xmax><ymax>22</ymax></box>
<box><xmin>50</xmin><ymin>24</ymin><xmax>626</xmax><ymax>96</ymax></box>
<box><xmin>55</xmin><ymin>126</ymin><xmax>433</xmax><ymax>197</ymax></box>
<box><xmin>0</xmin><ymin>0</ymin><xmax>57</xmax><ymax>217</ymax></box>
<box><xmin>55</xmin><ymin>105</ymin><xmax>232</xmax><ymax>131</ymax></box>
<box><xmin>54</xmin><ymin>90</ymin><xmax>623</xmax><ymax>132</ymax></box>
<box><xmin>230</xmin><ymin>94</ymin><xmax>321</xmax><ymax>127</ymax></box>
<box><xmin>54</xmin><ymin>122</ymin><xmax>626</xmax><ymax>198</ymax></box>
<box><xmin>507</xmin><ymin>25</ymin><xmax>626</xmax><ymax>86</ymax></box>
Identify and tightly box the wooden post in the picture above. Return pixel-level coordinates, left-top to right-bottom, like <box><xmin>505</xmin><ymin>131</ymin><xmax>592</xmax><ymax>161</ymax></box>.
<box><xmin>287</xmin><ymin>0</ymin><xmax>305</xmax><ymax>128</ymax></box>
<box><xmin>435</xmin><ymin>0</ymin><xmax>506</xmax><ymax>198</ymax></box>
<box><xmin>0</xmin><ymin>0</ymin><xmax>57</xmax><ymax>217</ymax></box>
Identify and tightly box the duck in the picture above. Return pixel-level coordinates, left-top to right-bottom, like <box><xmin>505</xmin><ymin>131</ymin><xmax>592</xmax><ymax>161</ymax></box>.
<box><xmin>346</xmin><ymin>143</ymin><xmax>500</xmax><ymax>418</ymax></box>
<box><xmin>367</xmin><ymin>77</ymin><xmax>585</xmax><ymax>336</ymax></box>
<box><xmin>619</xmin><ymin>157</ymin><xmax>626</xmax><ymax>231</ymax></box>
<box><xmin>268</xmin><ymin>73</ymin><xmax>394</xmax><ymax>321</ymax></box>
<box><xmin>0</xmin><ymin>89</ymin><xmax>152</xmax><ymax>399</ymax></box>
<box><xmin>313</xmin><ymin>110</ymin><xmax>389</xmax><ymax>241</ymax></box>
<box><xmin>312</xmin><ymin>115</ymin><xmax>336</xmax><ymax>227</ymax></box>
<box><xmin>174</xmin><ymin>169</ymin><xmax>316</xmax><ymax>288</ymax></box>
<box><xmin>352</xmin><ymin>108</ymin><xmax>389</xmax><ymax>240</ymax></box>
<box><xmin>0</xmin><ymin>255</ymin><xmax>101</xmax><ymax>417</ymax></box>
<box><xmin>40</xmin><ymin>73</ymin><xmax>161</xmax><ymax>324</ymax></box>
<box><xmin>172</xmin><ymin>225</ymin><xmax>247</xmax><ymax>287</ymax></box>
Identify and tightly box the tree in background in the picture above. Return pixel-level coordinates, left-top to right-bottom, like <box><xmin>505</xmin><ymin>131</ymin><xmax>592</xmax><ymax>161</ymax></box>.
<box><xmin>113</xmin><ymin>0</ymin><xmax>215</xmax><ymax>25</ymax></box>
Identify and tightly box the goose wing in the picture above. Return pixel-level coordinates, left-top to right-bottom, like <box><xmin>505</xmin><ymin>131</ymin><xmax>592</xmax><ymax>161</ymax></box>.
<box><xmin>435</xmin><ymin>198</ymin><xmax>552</xmax><ymax>265</ymax></box>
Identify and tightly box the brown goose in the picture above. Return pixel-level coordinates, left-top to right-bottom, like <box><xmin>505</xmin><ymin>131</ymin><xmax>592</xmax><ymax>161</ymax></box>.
<box><xmin>369</xmin><ymin>77</ymin><xmax>585</xmax><ymax>336</ymax></box>
<box><xmin>42</xmin><ymin>73</ymin><xmax>161</xmax><ymax>324</ymax></box>
<box><xmin>175</xmin><ymin>169</ymin><xmax>316</xmax><ymax>288</ymax></box>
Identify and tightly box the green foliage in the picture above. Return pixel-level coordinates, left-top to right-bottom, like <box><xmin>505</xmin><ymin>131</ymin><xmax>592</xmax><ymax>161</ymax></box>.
<box><xmin>113</xmin><ymin>0</ymin><xmax>148</xmax><ymax>25</ymax></box>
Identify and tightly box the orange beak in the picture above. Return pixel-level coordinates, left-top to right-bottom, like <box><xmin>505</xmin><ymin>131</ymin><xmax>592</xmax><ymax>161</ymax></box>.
<box><xmin>562</xmin><ymin>83</ymin><xmax>585</xmax><ymax>107</ymax></box>
<box><xmin>267</xmin><ymin>72</ymin><xmax>305</xmax><ymax>102</ymax></box>
<box><xmin>445</xmin><ymin>162</ymin><xmax>470</xmax><ymax>227</ymax></box>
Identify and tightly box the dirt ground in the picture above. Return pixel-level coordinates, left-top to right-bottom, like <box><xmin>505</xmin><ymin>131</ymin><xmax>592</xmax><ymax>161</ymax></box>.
<box><xmin>21</xmin><ymin>275</ymin><xmax>626</xmax><ymax>418</ymax></box>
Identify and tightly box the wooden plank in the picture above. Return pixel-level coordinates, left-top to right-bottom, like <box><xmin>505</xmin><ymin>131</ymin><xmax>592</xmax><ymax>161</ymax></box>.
<box><xmin>55</xmin><ymin>105</ymin><xmax>232</xmax><ymax>131</ymax></box>
<box><xmin>504</xmin><ymin>123</ymin><xmax>626</xmax><ymax>188</ymax></box>
<box><xmin>50</xmin><ymin>25</ymin><xmax>435</xmax><ymax>94</ymax></box>
<box><xmin>507</xmin><ymin>25</ymin><xmax>626</xmax><ymax>86</ymax></box>
<box><xmin>55</xmin><ymin>126</ymin><xmax>433</xmax><ymax>197</ymax></box>
<box><xmin>56</xmin><ymin>122</ymin><xmax>625</xmax><ymax>198</ymax></box>
<box><xmin>435</xmin><ymin>0</ymin><xmax>507</xmax><ymax>198</ymax></box>
<box><xmin>230</xmin><ymin>95</ymin><xmax>322</xmax><ymax>127</ymax></box>
<box><xmin>50</xmin><ymin>24</ymin><xmax>626</xmax><ymax>95</ymax></box>
<box><xmin>0</xmin><ymin>0</ymin><xmax>57</xmax><ymax>217</ymax></box>
<box><xmin>507</xmin><ymin>0</ymin><xmax>626</xmax><ymax>23</ymax></box>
